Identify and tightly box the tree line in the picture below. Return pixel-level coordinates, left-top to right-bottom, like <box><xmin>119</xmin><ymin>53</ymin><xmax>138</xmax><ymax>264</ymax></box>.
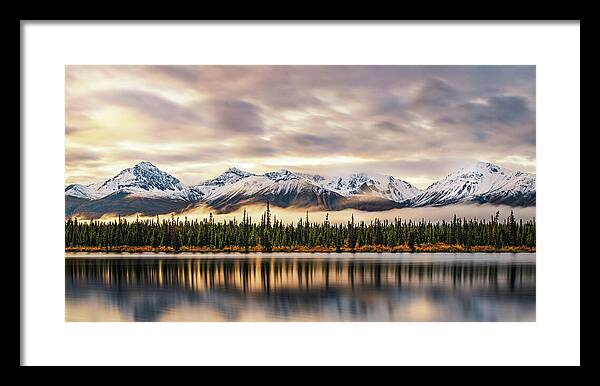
<box><xmin>65</xmin><ymin>203</ymin><xmax>535</xmax><ymax>252</ymax></box>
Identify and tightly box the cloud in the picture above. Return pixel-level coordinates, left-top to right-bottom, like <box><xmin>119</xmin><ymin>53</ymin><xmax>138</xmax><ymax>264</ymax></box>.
<box><xmin>205</xmin><ymin>99</ymin><xmax>264</xmax><ymax>135</ymax></box>
<box><xmin>277</xmin><ymin>132</ymin><xmax>346</xmax><ymax>152</ymax></box>
<box><xmin>65</xmin><ymin>65</ymin><xmax>536</xmax><ymax>187</ymax></box>
<box><xmin>412</xmin><ymin>78</ymin><xmax>460</xmax><ymax>109</ymax></box>
<box><xmin>97</xmin><ymin>89</ymin><xmax>201</xmax><ymax>127</ymax></box>
<box><xmin>373</xmin><ymin>121</ymin><xmax>407</xmax><ymax>133</ymax></box>
<box><xmin>461</xmin><ymin>95</ymin><xmax>533</xmax><ymax>125</ymax></box>
<box><xmin>146</xmin><ymin>65</ymin><xmax>201</xmax><ymax>83</ymax></box>
<box><xmin>65</xmin><ymin>149</ymin><xmax>100</xmax><ymax>165</ymax></box>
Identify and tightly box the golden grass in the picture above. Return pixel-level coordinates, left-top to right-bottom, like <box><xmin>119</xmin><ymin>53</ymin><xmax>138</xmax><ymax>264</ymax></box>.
<box><xmin>65</xmin><ymin>243</ymin><xmax>535</xmax><ymax>254</ymax></box>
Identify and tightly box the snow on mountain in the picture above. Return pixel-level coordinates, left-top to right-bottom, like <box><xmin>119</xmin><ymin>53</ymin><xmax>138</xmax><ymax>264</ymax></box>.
<box><xmin>65</xmin><ymin>160</ymin><xmax>536</xmax><ymax>217</ymax></box>
<box><xmin>64</xmin><ymin>184</ymin><xmax>94</xmax><ymax>199</ymax></box>
<box><xmin>206</xmin><ymin>175</ymin><xmax>276</xmax><ymax>199</ymax></box>
<box><xmin>201</xmin><ymin>169</ymin><xmax>344</xmax><ymax>211</ymax></box>
<box><xmin>488</xmin><ymin>171</ymin><xmax>535</xmax><ymax>195</ymax></box>
<box><xmin>198</xmin><ymin>167</ymin><xmax>255</xmax><ymax>187</ymax></box>
<box><xmin>409</xmin><ymin>161</ymin><xmax>535</xmax><ymax>207</ymax></box>
<box><xmin>261</xmin><ymin>170</ymin><xmax>330</xmax><ymax>196</ymax></box>
<box><xmin>65</xmin><ymin>161</ymin><xmax>192</xmax><ymax>201</ymax></box>
<box><xmin>198</xmin><ymin>169</ymin><xmax>326</xmax><ymax>200</ymax></box>
<box><xmin>264</xmin><ymin>169</ymin><xmax>302</xmax><ymax>182</ymax></box>
<box><xmin>295</xmin><ymin>172</ymin><xmax>326</xmax><ymax>184</ymax></box>
<box><xmin>477</xmin><ymin>171</ymin><xmax>536</xmax><ymax>206</ymax></box>
<box><xmin>189</xmin><ymin>167</ymin><xmax>256</xmax><ymax>200</ymax></box>
<box><xmin>320</xmin><ymin>173</ymin><xmax>422</xmax><ymax>202</ymax></box>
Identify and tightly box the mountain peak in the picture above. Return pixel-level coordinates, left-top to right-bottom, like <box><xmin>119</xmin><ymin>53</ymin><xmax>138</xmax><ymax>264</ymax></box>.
<box><xmin>95</xmin><ymin>161</ymin><xmax>184</xmax><ymax>196</ymax></box>
<box><xmin>469</xmin><ymin>161</ymin><xmax>507</xmax><ymax>173</ymax></box>
<box><xmin>66</xmin><ymin>160</ymin><xmax>536</xmax><ymax>214</ymax></box>
<box><xmin>320</xmin><ymin>172</ymin><xmax>422</xmax><ymax>202</ymax></box>
<box><xmin>412</xmin><ymin>161</ymin><xmax>530</xmax><ymax>207</ymax></box>
<box><xmin>265</xmin><ymin>169</ymin><xmax>299</xmax><ymax>181</ymax></box>
<box><xmin>224</xmin><ymin>166</ymin><xmax>247</xmax><ymax>175</ymax></box>
<box><xmin>199</xmin><ymin>167</ymin><xmax>254</xmax><ymax>187</ymax></box>
<box><xmin>131</xmin><ymin>160</ymin><xmax>162</xmax><ymax>173</ymax></box>
<box><xmin>135</xmin><ymin>160</ymin><xmax>157</xmax><ymax>168</ymax></box>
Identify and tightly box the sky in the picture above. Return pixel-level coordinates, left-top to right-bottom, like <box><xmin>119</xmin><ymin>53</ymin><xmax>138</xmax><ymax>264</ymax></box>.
<box><xmin>65</xmin><ymin>65</ymin><xmax>535</xmax><ymax>189</ymax></box>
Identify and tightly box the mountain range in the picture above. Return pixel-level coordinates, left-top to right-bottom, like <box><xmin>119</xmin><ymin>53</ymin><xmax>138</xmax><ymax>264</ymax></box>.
<box><xmin>65</xmin><ymin>161</ymin><xmax>536</xmax><ymax>218</ymax></box>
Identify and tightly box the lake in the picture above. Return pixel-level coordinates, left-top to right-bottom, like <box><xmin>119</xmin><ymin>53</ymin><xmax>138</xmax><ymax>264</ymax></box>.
<box><xmin>65</xmin><ymin>253</ymin><xmax>536</xmax><ymax>322</ymax></box>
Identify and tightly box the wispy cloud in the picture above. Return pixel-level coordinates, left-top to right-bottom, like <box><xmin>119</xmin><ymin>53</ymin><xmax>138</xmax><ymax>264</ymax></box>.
<box><xmin>66</xmin><ymin>65</ymin><xmax>535</xmax><ymax>188</ymax></box>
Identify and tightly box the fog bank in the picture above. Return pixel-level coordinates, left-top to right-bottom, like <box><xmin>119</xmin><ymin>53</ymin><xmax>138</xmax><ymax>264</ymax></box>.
<box><xmin>84</xmin><ymin>203</ymin><xmax>535</xmax><ymax>224</ymax></box>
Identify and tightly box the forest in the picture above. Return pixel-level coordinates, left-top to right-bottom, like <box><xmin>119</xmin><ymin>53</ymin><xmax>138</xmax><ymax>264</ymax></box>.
<box><xmin>65</xmin><ymin>203</ymin><xmax>535</xmax><ymax>253</ymax></box>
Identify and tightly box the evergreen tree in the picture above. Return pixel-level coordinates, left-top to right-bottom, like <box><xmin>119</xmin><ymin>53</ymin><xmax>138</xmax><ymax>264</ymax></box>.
<box><xmin>65</xmin><ymin>206</ymin><xmax>535</xmax><ymax>252</ymax></box>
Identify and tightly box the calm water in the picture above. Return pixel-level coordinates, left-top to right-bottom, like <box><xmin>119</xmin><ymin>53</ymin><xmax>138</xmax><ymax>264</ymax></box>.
<box><xmin>65</xmin><ymin>253</ymin><xmax>536</xmax><ymax>322</ymax></box>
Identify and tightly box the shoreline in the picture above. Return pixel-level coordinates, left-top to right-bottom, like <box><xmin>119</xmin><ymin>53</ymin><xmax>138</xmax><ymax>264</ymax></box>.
<box><xmin>65</xmin><ymin>244</ymin><xmax>535</xmax><ymax>254</ymax></box>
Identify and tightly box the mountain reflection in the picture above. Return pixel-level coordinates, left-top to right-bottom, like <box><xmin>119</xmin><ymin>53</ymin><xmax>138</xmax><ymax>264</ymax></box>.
<box><xmin>65</xmin><ymin>254</ymin><xmax>535</xmax><ymax>322</ymax></box>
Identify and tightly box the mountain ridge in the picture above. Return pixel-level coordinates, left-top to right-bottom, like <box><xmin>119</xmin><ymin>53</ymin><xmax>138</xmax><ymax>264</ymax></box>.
<box><xmin>65</xmin><ymin>160</ymin><xmax>536</xmax><ymax>217</ymax></box>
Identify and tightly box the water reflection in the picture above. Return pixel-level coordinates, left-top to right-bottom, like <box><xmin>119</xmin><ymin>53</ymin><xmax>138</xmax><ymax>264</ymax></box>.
<box><xmin>65</xmin><ymin>254</ymin><xmax>535</xmax><ymax>322</ymax></box>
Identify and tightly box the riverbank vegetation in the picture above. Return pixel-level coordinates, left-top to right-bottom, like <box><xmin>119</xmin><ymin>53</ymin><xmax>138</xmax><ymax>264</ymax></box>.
<box><xmin>65</xmin><ymin>203</ymin><xmax>535</xmax><ymax>253</ymax></box>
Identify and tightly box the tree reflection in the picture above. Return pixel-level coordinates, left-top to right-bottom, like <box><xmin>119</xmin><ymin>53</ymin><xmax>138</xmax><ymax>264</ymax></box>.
<box><xmin>66</xmin><ymin>255</ymin><xmax>536</xmax><ymax>322</ymax></box>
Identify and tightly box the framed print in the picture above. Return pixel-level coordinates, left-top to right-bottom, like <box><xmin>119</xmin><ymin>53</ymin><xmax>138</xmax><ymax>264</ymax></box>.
<box><xmin>21</xmin><ymin>21</ymin><xmax>580</xmax><ymax>366</ymax></box>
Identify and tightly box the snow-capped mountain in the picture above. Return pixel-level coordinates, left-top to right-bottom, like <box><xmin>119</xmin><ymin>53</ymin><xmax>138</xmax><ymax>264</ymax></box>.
<box><xmin>199</xmin><ymin>169</ymin><xmax>346</xmax><ymax>212</ymax></box>
<box><xmin>408</xmin><ymin>161</ymin><xmax>535</xmax><ymax>207</ymax></box>
<box><xmin>198</xmin><ymin>167</ymin><xmax>255</xmax><ymax>188</ymax></box>
<box><xmin>319</xmin><ymin>173</ymin><xmax>422</xmax><ymax>202</ymax></box>
<box><xmin>477</xmin><ymin>171</ymin><xmax>536</xmax><ymax>206</ymax></box>
<box><xmin>65</xmin><ymin>161</ymin><xmax>192</xmax><ymax>201</ymax></box>
<box><xmin>64</xmin><ymin>183</ymin><xmax>96</xmax><ymax>199</ymax></box>
<box><xmin>188</xmin><ymin>167</ymin><xmax>256</xmax><ymax>201</ymax></box>
<box><xmin>295</xmin><ymin>172</ymin><xmax>326</xmax><ymax>184</ymax></box>
<box><xmin>65</xmin><ymin>160</ymin><xmax>536</xmax><ymax>218</ymax></box>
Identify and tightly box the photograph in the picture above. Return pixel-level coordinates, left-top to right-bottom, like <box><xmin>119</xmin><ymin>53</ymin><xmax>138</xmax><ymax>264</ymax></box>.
<box><xmin>64</xmin><ymin>65</ymin><xmax>537</xmax><ymax>322</ymax></box>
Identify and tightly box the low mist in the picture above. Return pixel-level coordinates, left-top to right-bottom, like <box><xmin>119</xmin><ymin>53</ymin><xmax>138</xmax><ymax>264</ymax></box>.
<box><xmin>83</xmin><ymin>203</ymin><xmax>535</xmax><ymax>224</ymax></box>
